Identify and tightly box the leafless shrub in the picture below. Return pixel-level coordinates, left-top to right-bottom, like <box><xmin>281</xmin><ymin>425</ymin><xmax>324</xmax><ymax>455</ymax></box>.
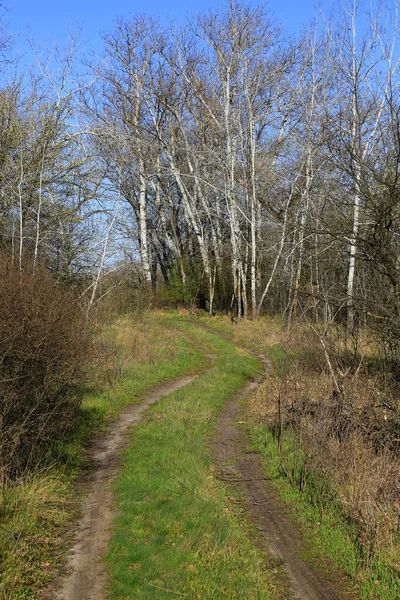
<box><xmin>0</xmin><ymin>256</ymin><xmax>92</xmax><ymax>482</ymax></box>
<box><xmin>272</xmin><ymin>369</ymin><xmax>400</xmax><ymax>561</ymax></box>
<box><xmin>254</xmin><ymin>323</ymin><xmax>400</xmax><ymax>564</ymax></box>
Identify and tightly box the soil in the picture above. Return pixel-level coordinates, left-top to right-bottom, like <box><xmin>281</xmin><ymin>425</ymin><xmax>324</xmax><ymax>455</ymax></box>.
<box><xmin>191</xmin><ymin>321</ymin><xmax>356</xmax><ymax>599</ymax></box>
<box><xmin>40</xmin><ymin>375</ymin><xmax>197</xmax><ymax>600</ymax></box>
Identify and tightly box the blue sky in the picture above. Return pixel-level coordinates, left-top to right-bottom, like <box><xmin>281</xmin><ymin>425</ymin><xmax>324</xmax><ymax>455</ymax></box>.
<box><xmin>6</xmin><ymin>0</ymin><xmax>324</xmax><ymax>59</ymax></box>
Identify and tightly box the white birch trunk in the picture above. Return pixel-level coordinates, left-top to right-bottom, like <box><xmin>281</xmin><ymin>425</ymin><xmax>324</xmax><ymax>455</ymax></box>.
<box><xmin>138</xmin><ymin>157</ymin><xmax>152</xmax><ymax>284</ymax></box>
<box><xmin>288</xmin><ymin>151</ymin><xmax>312</xmax><ymax>325</ymax></box>
<box><xmin>256</xmin><ymin>192</ymin><xmax>292</xmax><ymax>318</ymax></box>
<box><xmin>18</xmin><ymin>151</ymin><xmax>24</xmax><ymax>272</ymax></box>
<box><xmin>33</xmin><ymin>154</ymin><xmax>45</xmax><ymax>274</ymax></box>
<box><xmin>86</xmin><ymin>202</ymin><xmax>120</xmax><ymax>315</ymax></box>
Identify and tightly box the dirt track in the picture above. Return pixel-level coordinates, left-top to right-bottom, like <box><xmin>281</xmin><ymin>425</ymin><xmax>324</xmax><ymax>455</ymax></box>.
<box><xmin>40</xmin><ymin>375</ymin><xmax>197</xmax><ymax>600</ymax></box>
<box><xmin>40</xmin><ymin>326</ymin><xmax>356</xmax><ymax>600</ymax></box>
<box><xmin>211</xmin><ymin>377</ymin><xmax>355</xmax><ymax>600</ymax></box>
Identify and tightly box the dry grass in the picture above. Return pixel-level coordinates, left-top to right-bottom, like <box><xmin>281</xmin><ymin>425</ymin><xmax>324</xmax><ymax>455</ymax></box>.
<box><xmin>242</xmin><ymin>318</ymin><xmax>400</xmax><ymax>571</ymax></box>
<box><xmin>0</xmin><ymin>311</ymin><xmax>205</xmax><ymax>600</ymax></box>
<box><xmin>94</xmin><ymin>314</ymin><xmax>183</xmax><ymax>387</ymax></box>
<box><xmin>198</xmin><ymin>314</ymin><xmax>399</xmax><ymax>574</ymax></box>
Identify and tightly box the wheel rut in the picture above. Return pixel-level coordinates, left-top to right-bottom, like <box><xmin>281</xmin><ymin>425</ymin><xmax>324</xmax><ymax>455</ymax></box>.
<box><xmin>205</xmin><ymin>325</ymin><xmax>356</xmax><ymax>600</ymax></box>
<box><xmin>40</xmin><ymin>374</ymin><xmax>198</xmax><ymax>600</ymax></box>
<box><xmin>40</xmin><ymin>322</ymin><xmax>356</xmax><ymax>600</ymax></box>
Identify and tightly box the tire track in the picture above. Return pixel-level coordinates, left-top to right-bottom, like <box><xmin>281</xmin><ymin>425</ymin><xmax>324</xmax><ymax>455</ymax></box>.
<box><xmin>40</xmin><ymin>321</ymin><xmax>356</xmax><ymax>600</ymax></box>
<box><xmin>40</xmin><ymin>374</ymin><xmax>199</xmax><ymax>600</ymax></box>
<box><xmin>192</xmin><ymin>322</ymin><xmax>356</xmax><ymax>600</ymax></box>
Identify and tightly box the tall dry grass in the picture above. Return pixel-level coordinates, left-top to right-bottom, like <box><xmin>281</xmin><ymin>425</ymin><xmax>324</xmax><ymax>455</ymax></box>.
<box><xmin>249</xmin><ymin>321</ymin><xmax>400</xmax><ymax>568</ymax></box>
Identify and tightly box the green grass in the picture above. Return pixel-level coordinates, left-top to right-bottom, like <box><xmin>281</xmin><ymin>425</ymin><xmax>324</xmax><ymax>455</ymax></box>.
<box><xmin>108</xmin><ymin>320</ymin><xmax>282</xmax><ymax>599</ymax></box>
<box><xmin>0</xmin><ymin>315</ymin><xmax>206</xmax><ymax>600</ymax></box>
<box><xmin>253</xmin><ymin>424</ymin><xmax>360</xmax><ymax>574</ymax></box>
<box><xmin>193</xmin><ymin>313</ymin><xmax>296</xmax><ymax>372</ymax></box>
<box><xmin>7</xmin><ymin>311</ymin><xmax>396</xmax><ymax>599</ymax></box>
<box><xmin>51</xmin><ymin>320</ymin><xmax>207</xmax><ymax>474</ymax></box>
<box><xmin>0</xmin><ymin>474</ymin><xmax>72</xmax><ymax>600</ymax></box>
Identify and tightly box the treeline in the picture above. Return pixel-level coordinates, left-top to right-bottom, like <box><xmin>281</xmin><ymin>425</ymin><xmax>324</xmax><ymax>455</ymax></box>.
<box><xmin>87</xmin><ymin>0</ymin><xmax>400</xmax><ymax>350</ymax></box>
<box><xmin>1</xmin><ymin>0</ymin><xmax>400</xmax><ymax>344</ymax></box>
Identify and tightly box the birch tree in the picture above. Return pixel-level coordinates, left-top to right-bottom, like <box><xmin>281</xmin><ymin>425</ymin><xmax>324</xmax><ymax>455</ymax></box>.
<box><xmin>96</xmin><ymin>17</ymin><xmax>164</xmax><ymax>288</ymax></box>
<box><xmin>323</xmin><ymin>0</ymin><xmax>400</xmax><ymax>334</ymax></box>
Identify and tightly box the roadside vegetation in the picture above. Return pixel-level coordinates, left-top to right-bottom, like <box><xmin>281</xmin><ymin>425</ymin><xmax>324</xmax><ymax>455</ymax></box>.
<box><xmin>197</xmin><ymin>314</ymin><xmax>400</xmax><ymax>600</ymax></box>
<box><xmin>0</xmin><ymin>304</ymin><xmax>291</xmax><ymax>600</ymax></box>
<box><xmin>0</xmin><ymin>258</ymin><xmax>92</xmax><ymax>484</ymax></box>
<box><xmin>2</xmin><ymin>0</ymin><xmax>400</xmax><ymax>597</ymax></box>
<box><xmin>0</xmin><ymin>304</ymin><xmax>204</xmax><ymax>600</ymax></box>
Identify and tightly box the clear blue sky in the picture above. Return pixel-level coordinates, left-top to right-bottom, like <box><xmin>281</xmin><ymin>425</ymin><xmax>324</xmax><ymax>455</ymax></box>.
<box><xmin>6</xmin><ymin>0</ymin><xmax>325</xmax><ymax>59</ymax></box>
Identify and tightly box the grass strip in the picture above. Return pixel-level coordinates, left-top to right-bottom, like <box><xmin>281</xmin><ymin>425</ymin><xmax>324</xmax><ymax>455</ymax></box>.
<box><xmin>61</xmin><ymin>329</ymin><xmax>206</xmax><ymax>470</ymax></box>
<box><xmin>108</xmin><ymin>320</ymin><xmax>281</xmax><ymax>599</ymax></box>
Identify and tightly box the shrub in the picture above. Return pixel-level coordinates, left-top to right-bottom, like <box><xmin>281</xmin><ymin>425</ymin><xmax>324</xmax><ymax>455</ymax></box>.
<box><xmin>0</xmin><ymin>257</ymin><xmax>92</xmax><ymax>481</ymax></box>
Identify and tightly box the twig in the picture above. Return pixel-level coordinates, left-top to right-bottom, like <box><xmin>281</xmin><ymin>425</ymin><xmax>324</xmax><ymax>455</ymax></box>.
<box><xmin>148</xmin><ymin>583</ymin><xmax>188</xmax><ymax>596</ymax></box>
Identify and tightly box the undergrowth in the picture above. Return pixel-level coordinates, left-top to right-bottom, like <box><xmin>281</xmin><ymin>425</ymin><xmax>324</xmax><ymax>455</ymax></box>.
<box><xmin>0</xmin><ymin>258</ymin><xmax>92</xmax><ymax>483</ymax></box>
<box><xmin>199</xmin><ymin>313</ymin><xmax>400</xmax><ymax>600</ymax></box>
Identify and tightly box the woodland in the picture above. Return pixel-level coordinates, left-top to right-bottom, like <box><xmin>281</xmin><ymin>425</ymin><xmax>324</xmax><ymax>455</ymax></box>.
<box><xmin>1</xmin><ymin>1</ymin><xmax>400</xmax><ymax>598</ymax></box>
<box><xmin>2</xmin><ymin>0</ymin><xmax>400</xmax><ymax>332</ymax></box>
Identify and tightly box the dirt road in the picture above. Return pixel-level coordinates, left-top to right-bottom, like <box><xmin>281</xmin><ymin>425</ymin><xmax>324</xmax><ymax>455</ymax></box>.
<box><xmin>41</xmin><ymin>326</ymin><xmax>355</xmax><ymax>600</ymax></box>
<box><xmin>211</xmin><ymin>377</ymin><xmax>355</xmax><ymax>600</ymax></box>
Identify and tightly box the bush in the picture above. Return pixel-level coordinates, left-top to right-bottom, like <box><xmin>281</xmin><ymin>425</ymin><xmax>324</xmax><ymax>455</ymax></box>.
<box><xmin>0</xmin><ymin>258</ymin><xmax>92</xmax><ymax>481</ymax></box>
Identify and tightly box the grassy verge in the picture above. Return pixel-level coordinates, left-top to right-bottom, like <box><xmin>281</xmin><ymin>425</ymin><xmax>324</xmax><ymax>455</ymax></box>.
<box><xmin>0</xmin><ymin>314</ymin><xmax>206</xmax><ymax>600</ymax></box>
<box><xmin>60</xmin><ymin>316</ymin><xmax>206</xmax><ymax>468</ymax></box>
<box><xmin>195</xmin><ymin>313</ymin><xmax>400</xmax><ymax>600</ymax></box>
<box><xmin>252</xmin><ymin>423</ymin><xmax>400</xmax><ymax>599</ymax></box>
<box><xmin>107</xmin><ymin>319</ymin><xmax>284</xmax><ymax>599</ymax></box>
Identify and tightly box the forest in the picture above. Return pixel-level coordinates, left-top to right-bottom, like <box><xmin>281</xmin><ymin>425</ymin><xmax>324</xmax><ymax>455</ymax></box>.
<box><xmin>0</xmin><ymin>1</ymin><xmax>400</xmax><ymax>598</ymax></box>
<box><xmin>2</xmin><ymin>0</ymin><xmax>400</xmax><ymax>332</ymax></box>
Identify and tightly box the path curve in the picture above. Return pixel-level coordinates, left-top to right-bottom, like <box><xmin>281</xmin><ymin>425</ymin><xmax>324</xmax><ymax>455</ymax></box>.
<box><xmin>40</xmin><ymin>375</ymin><xmax>198</xmax><ymax>600</ymax></box>
<box><xmin>40</xmin><ymin>322</ymin><xmax>356</xmax><ymax>600</ymax></box>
